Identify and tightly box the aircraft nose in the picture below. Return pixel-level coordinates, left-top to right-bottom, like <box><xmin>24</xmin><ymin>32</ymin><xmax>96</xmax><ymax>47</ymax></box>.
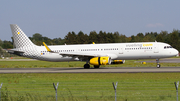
<box><xmin>173</xmin><ymin>49</ymin><xmax>179</xmax><ymax>56</ymax></box>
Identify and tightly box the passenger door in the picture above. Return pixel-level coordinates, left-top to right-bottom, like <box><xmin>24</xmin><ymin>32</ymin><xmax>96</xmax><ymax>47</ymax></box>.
<box><xmin>154</xmin><ymin>43</ymin><xmax>159</xmax><ymax>53</ymax></box>
<box><xmin>119</xmin><ymin>47</ymin><xmax>123</xmax><ymax>54</ymax></box>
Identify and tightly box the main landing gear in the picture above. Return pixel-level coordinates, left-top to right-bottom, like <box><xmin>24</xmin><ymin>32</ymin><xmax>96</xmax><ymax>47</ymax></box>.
<box><xmin>83</xmin><ymin>61</ymin><xmax>100</xmax><ymax>69</ymax></box>
<box><xmin>84</xmin><ymin>61</ymin><xmax>90</xmax><ymax>69</ymax></box>
<box><xmin>83</xmin><ymin>64</ymin><xmax>100</xmax><ymax>69</ymax></box>
<box><xmin>94</xmin><ymin>65</ymin><xmax>100</xmax><ymax>68</ymax></box>
<box><xmin>84</xmin><ymin>64</ymin><xmax>90</xmax><ymax>69</ymax></box>
<box><xmin>156</xmin><ymin>59</ymin><xmax>161</xmax><ymax>68</ymax></box>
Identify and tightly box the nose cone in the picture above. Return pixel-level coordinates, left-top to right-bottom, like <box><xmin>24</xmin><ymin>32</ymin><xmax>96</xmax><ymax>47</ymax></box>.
<box><xmin>173</xmin><ymin>49</ymin><xmax>179</xmax><ymax>56</ymax></box>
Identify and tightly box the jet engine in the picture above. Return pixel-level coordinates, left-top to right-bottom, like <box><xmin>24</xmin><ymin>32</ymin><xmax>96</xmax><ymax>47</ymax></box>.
<box><xmin>111</xmin><ymin>60</ymin><xmax>125</xmax><ymax>64</ymax></box>
<box><xmin>89</xmin><ymin>57</ymin><xmax>111</xmax><ymax>66</ymax></box>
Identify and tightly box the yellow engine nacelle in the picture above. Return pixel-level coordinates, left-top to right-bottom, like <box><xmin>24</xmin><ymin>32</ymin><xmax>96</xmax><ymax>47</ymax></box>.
<box><xmin>89</xmin><ymin>57</ymin><xmax>111</xmax><ymax>66</ymax></box>
<box><xmin>111</xmin><ymin>60</ymin><xmax>125</xmax><ymax>64</ymax></box>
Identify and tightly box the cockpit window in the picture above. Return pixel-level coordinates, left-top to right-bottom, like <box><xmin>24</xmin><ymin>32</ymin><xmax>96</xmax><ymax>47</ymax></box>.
<box><xmin>164</xmin><ymin>46</ymin><xmax>173</xmax><ymax>49</ymax></box>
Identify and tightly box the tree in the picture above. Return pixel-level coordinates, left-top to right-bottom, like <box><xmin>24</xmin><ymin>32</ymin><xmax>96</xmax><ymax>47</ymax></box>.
<box><xmin>135</xmin><ymin>33</ymin><xmax>144</xmax><ymax>42</ymax></box>
<box><xmin>106</xmin><ymin>32</ymin><xmax>114</xmax><ymax>43</ymax></box>
<box><xmin>119</xmin><ymin>34</ymin><xmax>127</xmax><ymax>43</ymax></box>
<box><xmin>64</xmin><ymin>32</ymin><xmax>73</xmax><ymax>44</ymax></box>
<box><xmin>156</xmin><ymin>34</ymin><xmax>163</xmax><ymax>42</ymax></box>
<box><xmin>113</xmin><ymin>32</ymin><xmax>120</xmax><ymax>43</ymax></box>
<box><xmin>169</xmin><ymin>31</ymin><xmax>179</xmax><ymax>50</ymax></box>
<box><xmin>77</xmin><ymin>31</ymin><xmax>86</xmax><ymax>44</ymax></box>
<box><xmin>0</xmin><ymin>39</ymin><xmax>3</xmax><ymax>47</ymax></box>
<box><xmin>130</xmin><ymin>35</ymin><xmax>135</xmax><ymax>42</ymax></box>
<box><xmin>2</xmin><ymin>41</ymin><xmax>13</xmax><ymax>49</ymax></box>
<box><xmin>53</xmin><ymin>38</ymin><xmax>65</xmax><ymax>45</ymax></box>
<box><xmin>32</xmin><ymin>33</ymin><xmax>43</xmax><ymax>41</ymax></box>
<box><xmin>98</xmin><ymin>31</ymin><xmax>107</xmax><ymax>43</ymax></box>
<box><xmin>83</xmin><ymin>34</ymin><xmax>89</xmax><ymax>44</ymax></box>
<box><xmin>89</xmin><ymin>31</ymin><xmax>98</xmax><ymax>43</ymax></box>
<box><xmin>158</xmin><ymin>31</ymin><xmax>168</xmax><ymax>43</ymax></box>
<box><xmin>144</xmin><ymin>32</ymin><xmax>157</xmax><ymax>42</ymax></box>
<box><xmin>64</xmin><ymin>32</ymin><xmax>77</xmax><ymax>44</ymax></box>
<box><xmin>30</xmin><ymin>33</ymin><xmax>43</xmax><ymax>45</ymax></box>
<box><xmin>43</xmin><ymin>37</ymin><xmax>52</xmax><ymax>45</ymax></box>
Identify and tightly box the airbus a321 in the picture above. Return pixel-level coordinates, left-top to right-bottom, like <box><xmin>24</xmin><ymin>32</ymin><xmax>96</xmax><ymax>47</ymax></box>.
<box><xmin>8</xmin><ymin>24</ymin><xmax>179</xmax><ymax>68</ymax></box>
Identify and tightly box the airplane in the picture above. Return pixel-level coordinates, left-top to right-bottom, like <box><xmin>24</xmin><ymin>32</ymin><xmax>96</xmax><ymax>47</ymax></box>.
<box><xmin>8</xmin><ymin>24</ymin><xmax>179</xmax><ymax>68</ymax></box>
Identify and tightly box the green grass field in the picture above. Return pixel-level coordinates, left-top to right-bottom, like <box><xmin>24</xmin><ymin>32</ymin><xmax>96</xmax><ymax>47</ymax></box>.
<box><xmin>0</xmin><ymin>58</ymin><xmax>180</xmax><ymax>101</ymax></box>
<box><xmin>0</xmin><ymin>73</ymin><xmax>180</xmax><ymax>101</ymax></box>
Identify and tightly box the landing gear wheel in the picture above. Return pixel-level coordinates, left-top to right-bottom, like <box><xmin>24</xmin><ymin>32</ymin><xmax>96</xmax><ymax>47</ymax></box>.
<box><xmin>94</xmin><ymin>65</ymin><xmax>100</xmax><ymax>68</ymax></box>
<box><xmin>84</xmin><ymin>64</ymin><xmax>90</xmax><ymax>69</ymax></box>
<box><xmin>156</xmin><ymin>59</ymin><xmax>160</xmax><ymax>68</ymax></box>
<box><xmin>157</xmin><ymin>64</ymin><xmax>161</xmax><ymax>68</ymax></box>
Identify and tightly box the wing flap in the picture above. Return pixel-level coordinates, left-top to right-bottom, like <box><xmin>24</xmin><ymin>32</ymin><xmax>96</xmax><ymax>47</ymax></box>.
<box><xmin>60</xmin><ymin>52</ymin><xmax>102</xmax><ymax>57</ymax></box>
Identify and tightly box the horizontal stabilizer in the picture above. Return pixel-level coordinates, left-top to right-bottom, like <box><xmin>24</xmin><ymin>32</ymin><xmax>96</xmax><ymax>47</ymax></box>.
<box><xmin>8</xmin><ymin>49</ymin><xmax>24</xmax><ymax>56</ymax></box>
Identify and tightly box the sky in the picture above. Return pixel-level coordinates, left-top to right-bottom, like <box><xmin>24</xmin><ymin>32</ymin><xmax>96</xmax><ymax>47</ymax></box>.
<box><xmin>1</xmin><ymin>0</ymin><xmax>180</xmax><ymax>41</ymax></box>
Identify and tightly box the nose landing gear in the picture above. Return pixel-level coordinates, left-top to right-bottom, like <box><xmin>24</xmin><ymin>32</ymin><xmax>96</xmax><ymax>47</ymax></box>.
<box><xmin>156</xmin><ymin>59</ymin><xmax>161</xmax><ymax>68</ymax></box>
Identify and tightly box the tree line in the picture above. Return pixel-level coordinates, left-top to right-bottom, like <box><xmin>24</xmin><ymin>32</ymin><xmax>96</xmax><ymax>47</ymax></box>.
<box><xmin>0</xmin><ymin>29</ymin><xmax>180</xmax><ymax>52</ymax></box>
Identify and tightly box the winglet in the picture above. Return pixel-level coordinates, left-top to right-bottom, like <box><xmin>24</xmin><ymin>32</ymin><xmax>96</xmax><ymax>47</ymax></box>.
<box><xmin>43</xmin><ymin>42</ymin><xmax>52</xmax><ymax>52</ymax></box>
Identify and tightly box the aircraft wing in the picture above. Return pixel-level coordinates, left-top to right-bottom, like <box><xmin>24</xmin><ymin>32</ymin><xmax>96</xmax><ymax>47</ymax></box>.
<box><xmin>60</xmin><ymin>52</ymin><xmax>103</xmax><ymax>57</ymax></box>
<box><xmin>60</xmin><ymin>52</ymin><xmax>118</xmax><ymax>60</ymax></box>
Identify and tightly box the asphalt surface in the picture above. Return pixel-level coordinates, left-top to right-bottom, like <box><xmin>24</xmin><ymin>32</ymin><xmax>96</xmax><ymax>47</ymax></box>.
<box><xmin>139</xmin><ymin>58</ymin><xmax>180</xmax><ymax>63</ymax></box>
<box><xmin>0</xmin><ymin>67</ymin><xmax>180</xmax><ymax>73</ymax></box>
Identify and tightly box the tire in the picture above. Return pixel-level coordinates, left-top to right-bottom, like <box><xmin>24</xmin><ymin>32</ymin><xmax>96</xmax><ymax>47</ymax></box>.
<box><xmin>84</xmin><ymin>64</ymin><xmax>90</xmax><ymax>69</ymax></box>
<box><xmin>157</xmin><ymin>64</ymin><xmax>161</xmax><ymax>68</ymax></box>
<box><xmin>94</xmin><ymin>65</ymin><xmax>100</xmax><ymax>68</ymax></box>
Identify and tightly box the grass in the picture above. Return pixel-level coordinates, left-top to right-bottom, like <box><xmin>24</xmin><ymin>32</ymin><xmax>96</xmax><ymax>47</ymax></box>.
<box><xmin>0</xmin><ymin>73</ymin><xmax>180</xmax><ymax>101</ymax></box>
<box><xmin>0</xmin><ymin>58</ymin><xmax>180</xmax><ymax>100</ymax></box>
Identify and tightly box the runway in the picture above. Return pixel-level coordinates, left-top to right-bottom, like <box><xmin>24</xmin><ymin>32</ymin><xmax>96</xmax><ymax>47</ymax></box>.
<box><xmin>0</xmin><ymin>67</ymin><xmax>180</xmax><ymax>73</ymax></box>
<box><xmin>139</xmin><ymin>58</ymin><xmax>180</xmax><ymax>63</ymax></box>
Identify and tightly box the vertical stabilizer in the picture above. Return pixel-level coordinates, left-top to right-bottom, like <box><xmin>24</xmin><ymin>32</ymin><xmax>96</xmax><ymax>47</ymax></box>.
<box><xmin>10</xmin><ymin>24</ymin><xmax>35</xmax><ymax>48</ymax></box>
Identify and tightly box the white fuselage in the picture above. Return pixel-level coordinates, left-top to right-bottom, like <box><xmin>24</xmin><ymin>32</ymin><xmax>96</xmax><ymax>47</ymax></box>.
<box><xmin>24</xmin><ymin>42</ymin><xmax>178</xmax><ymax>62</ymax></box>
